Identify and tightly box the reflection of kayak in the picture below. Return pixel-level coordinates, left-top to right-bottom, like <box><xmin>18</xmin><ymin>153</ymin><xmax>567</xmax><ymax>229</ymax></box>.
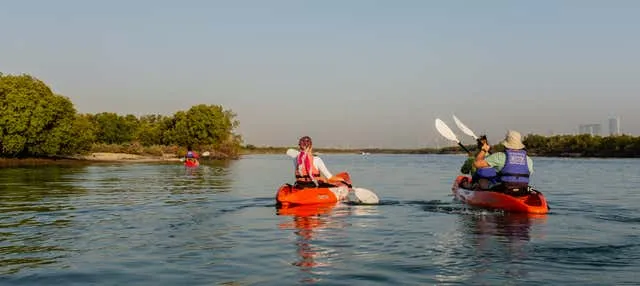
<box><xmin>184</xmin><ymin>159</ymin><xmax>199</xmax><ymax>168</ymax></box>
<box><xmin>277</xmin><ymin>203</ymin><xmax>336</xmax><ymax>217</ymax></box>
<box><xmin>451</xmin><ymin>175</ymin><xmax>549</xmax><ymax>214</ymax></box>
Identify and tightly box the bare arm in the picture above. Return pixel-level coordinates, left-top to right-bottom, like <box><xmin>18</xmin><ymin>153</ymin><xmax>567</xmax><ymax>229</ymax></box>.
<box><xmin>473</xmin><ymin>143</ymin><xmax>491</xmax><ymax>169</ymax></box>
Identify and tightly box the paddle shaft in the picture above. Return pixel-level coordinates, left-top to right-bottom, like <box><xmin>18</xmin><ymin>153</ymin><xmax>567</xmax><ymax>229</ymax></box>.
<box><xmin>457</xmin><ymin>142</ymin><xmax>471</xmax><ymax>154</ymax></box>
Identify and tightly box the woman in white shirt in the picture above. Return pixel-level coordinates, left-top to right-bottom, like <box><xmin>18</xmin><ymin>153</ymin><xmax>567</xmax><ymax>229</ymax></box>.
<box><xmin>293</xmin><ymin>136</ymin><xmax>334</xmax><ymax>188</ymax></box>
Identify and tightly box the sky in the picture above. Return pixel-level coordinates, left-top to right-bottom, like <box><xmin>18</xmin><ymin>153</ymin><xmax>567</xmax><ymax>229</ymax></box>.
<box><xmin>1</xmin><ymin>1</ymin><xmax>639</xmax><ymax>148</ymax></box>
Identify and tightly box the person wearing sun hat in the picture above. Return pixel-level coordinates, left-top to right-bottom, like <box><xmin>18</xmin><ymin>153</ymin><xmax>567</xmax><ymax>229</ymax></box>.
<box><xmin>473</xmin><ymin>130</ymin><xmax>534</xmax><ymax>195</ymax></box>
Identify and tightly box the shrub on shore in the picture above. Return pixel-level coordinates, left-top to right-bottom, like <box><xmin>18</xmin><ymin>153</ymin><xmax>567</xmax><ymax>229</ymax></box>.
<box><xmin>0</xmin><ymin>72</ymin><xmax>243</xmax><ymax>159</ymax></box>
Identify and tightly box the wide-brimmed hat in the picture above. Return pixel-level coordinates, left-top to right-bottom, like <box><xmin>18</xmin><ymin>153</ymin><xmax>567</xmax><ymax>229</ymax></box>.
<box><xmin>501</xmin><ymin>130</ymin><xmax>525</xmax><ymax>149</ymax></box>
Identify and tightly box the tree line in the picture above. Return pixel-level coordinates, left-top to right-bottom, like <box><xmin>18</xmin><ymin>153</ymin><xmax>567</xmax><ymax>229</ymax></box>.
<box><xmin>445</xmin><ymin>133</ymin><xmax>640</xmax><ymax>158</ymax></box>
<box><xmin>245</xmin><ymin>134</ymin><xmax>640</xmax><ymax>158</ymax></box>
<box><xmin>0</xmin><ymin>73</ymin><xmax>242</xmax><ymax>158</ymax></box>
<box><xmin>243</xmin><ymin>134</ymin><xmax>640</xmax><ymax>158</ymax></box>
<box><xmin>522</xmin><ymin>133</ymin><xmax>640</xmax><ymax>157</ymax></box>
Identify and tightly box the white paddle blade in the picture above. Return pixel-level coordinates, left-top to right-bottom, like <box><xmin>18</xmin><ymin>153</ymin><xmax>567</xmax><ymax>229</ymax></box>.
<box><xmin>286</xmin><ymin>148</ymin><xmax>299</xmax><ymax>158</ymax></box>
<box><xmin>348</xmin><ymin>188</ymin><xmax>380</xmax><ymax>204</ymax></box>
<box><xmin>453</xmin><ymin>115</ymin><xmax>478</xmax><ymax>139</ymax></box>
<box><xmin>435</xmin><ymin>118</ymin><xmax>460</xmax><ymax>143</ymax></box>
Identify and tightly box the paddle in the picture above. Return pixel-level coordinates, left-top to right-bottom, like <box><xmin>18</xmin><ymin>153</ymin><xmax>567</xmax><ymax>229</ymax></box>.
<box><xmin>453</xmin><ymin>114</ymin><xmax>479</xmax><ymax>140</ymax></box>
<box><xmin>285</xmin><ymin>148</ymin><xmax>299</xmax><ymax>158</ymax></box>
<box><xmin>285</xmin><ymin>148</ymin><xmax>380</xmax><ymax>205</ymax></box>
<box><xmin>453</xmin><ymin>115</ymin><xmax>492</xmax><ymax>154</ymax></box>
<box><xmin>434</xmin><ymin>119</ymin><xmax>471</xmax><ymax>154</ymax></box>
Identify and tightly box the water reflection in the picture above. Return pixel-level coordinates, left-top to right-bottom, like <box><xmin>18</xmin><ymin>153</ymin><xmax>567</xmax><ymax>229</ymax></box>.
<box><xmin>181</xmin><ymin>160</ymin><xmax>233</xmax><ymax>190</ymax></box>
<box><xmin>430</xmin><ymin>210</ymin><xmax>549</xmax><ymax>284</ymax></box>
<box><xmin>277</xmin><ymin>204</ymin><xmax>338</xmax><ymax>283</ymax></box>
<box><xmin>461</xmin><ymin>212</ymin><xmax>548</xmax><ymax>283</ymax></box>
<box><xmin>464</xmin><ymin>212</ymin><xmax>548</xmax><ymax>241</ymax></box>
<box><xmin>0</xmin><ymin>166</ymin><xmax>89</xmax><ymax>275</ymax></box>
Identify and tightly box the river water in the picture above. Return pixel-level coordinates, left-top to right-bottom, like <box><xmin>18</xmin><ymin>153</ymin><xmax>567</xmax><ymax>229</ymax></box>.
<box><xmin>1</xmin><ymin>154</ymin><xmax>639</xmax><ymax>285</ymax></box>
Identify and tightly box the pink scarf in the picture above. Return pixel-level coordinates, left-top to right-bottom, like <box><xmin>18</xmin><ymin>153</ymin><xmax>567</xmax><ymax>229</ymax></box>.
<box><xmin>297</xmin><ymin>151</ymin><xmax>313</xmax><ymax>176</ymax></box>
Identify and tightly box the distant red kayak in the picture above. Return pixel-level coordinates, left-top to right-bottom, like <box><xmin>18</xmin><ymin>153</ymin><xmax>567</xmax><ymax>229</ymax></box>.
<box><xmin>451</xmin><ymin>175</ymin><xmax>549</xmax><ymax>214</ymax></box>
<box><xmin>184</xmin><ymin>159</ymin><xmax>200</xmax><ymax>168</ymax></box>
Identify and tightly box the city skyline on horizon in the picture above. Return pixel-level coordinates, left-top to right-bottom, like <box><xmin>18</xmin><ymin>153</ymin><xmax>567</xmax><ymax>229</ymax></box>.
<box><xmin>578</xmin><ymin>116</ymin><xmax>622</xmax><ymax>137</ymax></box>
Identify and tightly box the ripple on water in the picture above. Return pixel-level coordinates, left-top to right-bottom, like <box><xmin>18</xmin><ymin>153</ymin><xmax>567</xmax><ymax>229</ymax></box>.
<box><xmin>1</xmin><ymin>156</ymin><xmax>640</xmax><ymax>285</ymax></box>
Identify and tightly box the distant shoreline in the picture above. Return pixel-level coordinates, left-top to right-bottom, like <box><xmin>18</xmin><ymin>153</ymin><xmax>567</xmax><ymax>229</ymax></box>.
<box><xmin>0</xmin><ymin>152</ymin><xmax>182</xmax><ymax>167</ymax></box>
<box><xmin>239</xmin><ymin>146</ymin><xmax>449</xmax><ymax>155</ymax></box>
<box><xmin>1</xmin><ymin>147</ymin><xmax>638</xmax><ymax>167</ymax></box>
<box><xmin>240</xmin><ymin>146</ymin><xmax>640</xmax><ymax>158</ymax></box>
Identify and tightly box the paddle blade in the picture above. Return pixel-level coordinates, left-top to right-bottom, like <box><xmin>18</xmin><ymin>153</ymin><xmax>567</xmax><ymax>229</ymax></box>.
<box><xmin>348</xmin><ymin>188</ymin><xmax>380</xmax><ymax>205</ymax></box>
<box><xmin>453</xmin><ymin>115</ymin><xmax>478</xmax><ymax>139</ymax></box>
<box><xmin>286</xmin><ymin>148</ymin><xmax>299</xmax><ymax>158</ymax></box>
<box><xmin>435</xmin><ymin>118</ymin><xmax>459</xmax><ymax>143</ymax></box>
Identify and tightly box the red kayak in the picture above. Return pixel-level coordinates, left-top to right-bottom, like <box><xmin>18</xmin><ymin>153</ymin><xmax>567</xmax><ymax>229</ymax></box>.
<box><xmin>451</xmin><ymin>175</ymin><xmax>549</xmax><ymax>214</ymax></box>
<box><xmin>184</xmin><ymin>159</ymin><xmax>200</xmax><ymax>168</ymax></box>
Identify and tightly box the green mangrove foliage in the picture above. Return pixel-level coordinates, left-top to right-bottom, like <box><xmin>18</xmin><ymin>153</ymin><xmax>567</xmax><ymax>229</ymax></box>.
<box><xmin>522</xmin><ymin>134</ymin><xmax>640</xmax><ymax>157</ymax></box>
<box><xmin>0</xmin><ymin>73</ymin><xmax>242</xmax><ymax>158</ymax></box>
<box><xmin>454</xmin><ymin>133</ymin><xmax>640</xmax><ymax>158</ymax></box>
<box><xmin>0</xmin><ymin>74</ymin><xmax>82</xmax><ymax>156</ymax></box>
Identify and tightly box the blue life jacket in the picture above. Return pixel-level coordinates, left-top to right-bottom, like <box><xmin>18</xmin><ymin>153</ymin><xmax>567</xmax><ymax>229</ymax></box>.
<box><xmin>473</xmin><ymin>167</ymin><xmax>499</xmax><ymax>185</ymax></box>
<box><xmin>186</xmin><ymin>151</ymin><xmax>194</xmax><ymax>158</ymax></box>
<box><xmin>499</xmin><ymin>149</ymin><xmax>529</xmax><ymax>184</ymax></box>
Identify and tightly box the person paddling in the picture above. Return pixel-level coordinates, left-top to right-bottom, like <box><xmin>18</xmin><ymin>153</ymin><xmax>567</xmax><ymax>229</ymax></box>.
<box><xmin>293</xmin><ymin>136</ymin><xmax>336</xmax><ymax>189</ymax></box>
<box><xmin>460</xmin><ymin>135</ymin><xmax>499</xmax><ymax>189</ymax></box>
<box><xmin>185</xmin><ymin>146</ymin><xmax>200</xmax><ymax>165</ymax></box>
<box><xmin>474</xmin><ymin>130</ymin><xmax>534</xmax><ymax>196</ymax></box>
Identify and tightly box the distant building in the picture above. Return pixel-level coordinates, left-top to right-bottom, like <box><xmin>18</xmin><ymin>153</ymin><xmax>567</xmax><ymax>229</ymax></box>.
<box><xmin>609</xmin><ymin>116</ymin><xmax>621</xmax><ymax>136</ymax></box>
<box><xmin>578</xmin><ymin>124</ymin><xmax>602</xmax><ymax>136</ymax></box>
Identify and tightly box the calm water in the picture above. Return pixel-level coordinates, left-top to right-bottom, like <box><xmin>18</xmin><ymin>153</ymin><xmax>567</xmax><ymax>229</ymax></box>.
<box><xmin>1</xmin><ymin>154</ymin><xmax>639</xmax><ymax>285</ymax></box>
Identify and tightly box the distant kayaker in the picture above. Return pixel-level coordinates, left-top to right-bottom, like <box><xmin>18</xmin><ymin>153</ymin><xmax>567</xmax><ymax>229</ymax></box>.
<box><xmin>294</xmin><ymin>136</ymin><xmax>335</xmax><ymax>188</ymax></box>
<box><xmin>474</xmin><ymin>130</ymin><xmax>534</xmax><ymax>195</ymax></box>
<box><xmin>185</xmin><ymin>146</ymin><xmax>199</xmax><ymax>164</ymax></box>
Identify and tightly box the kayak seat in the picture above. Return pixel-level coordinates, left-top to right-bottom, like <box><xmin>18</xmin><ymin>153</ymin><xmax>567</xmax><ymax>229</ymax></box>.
<box><xmin>293</xmin><ymin>181</ymin><xmax>339</xmax><ymax>189</ymax></box>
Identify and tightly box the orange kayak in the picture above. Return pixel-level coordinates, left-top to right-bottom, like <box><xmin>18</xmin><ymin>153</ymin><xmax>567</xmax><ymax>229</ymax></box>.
<box><xmin>276</xmin><ymin>184</ymin><xmax>350</xmax><ymax>208</ymax></box>
<box><xmin>451</xmin><ymin>175</ymin><xmax>549</xmax><ymax>214</ymax></box>
<box><xmin>276</xmin><ymin>172</ymin><xmax>353</xmax><ymax>207</ymax></box>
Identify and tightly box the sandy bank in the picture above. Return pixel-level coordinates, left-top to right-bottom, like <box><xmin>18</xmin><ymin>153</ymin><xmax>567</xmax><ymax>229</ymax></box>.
<box><xmin>76</xmin><ymin>152</ymin><xmax>181</xmax><ymax>162</ymax></box>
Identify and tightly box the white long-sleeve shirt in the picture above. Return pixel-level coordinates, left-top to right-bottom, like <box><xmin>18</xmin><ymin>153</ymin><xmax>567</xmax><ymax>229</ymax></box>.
<box><xmin>293</xmin><ymin>156</ymin><xmax>333</xmax><ymax>179</ymax></box>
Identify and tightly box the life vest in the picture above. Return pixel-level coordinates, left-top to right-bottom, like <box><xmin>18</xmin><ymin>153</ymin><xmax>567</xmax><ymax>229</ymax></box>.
<box><xmin>186</xmin><ymin>151</ymin><xmax>195</xmax><ymax>158</ymax></box>
<box><xmin>499</xmin><ymin>149</ymin><xmax>530</xmax><ymax>184</ymax></box>
<box><xmin>295</xmin><ymin>153</ymin><xmax>321</xmax><ymax>182</ymax></box>
<box><xmin>473</xmin><ymin>167</ymin><xmax>499</xmax><ymax>185</ymax></box>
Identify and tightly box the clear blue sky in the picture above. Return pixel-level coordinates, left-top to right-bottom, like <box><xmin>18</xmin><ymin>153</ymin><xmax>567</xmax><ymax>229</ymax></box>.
<box><xmin>2</xmin><ymin>1</ymin><xmax>639</xmax><ymax>148</ymax></box>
